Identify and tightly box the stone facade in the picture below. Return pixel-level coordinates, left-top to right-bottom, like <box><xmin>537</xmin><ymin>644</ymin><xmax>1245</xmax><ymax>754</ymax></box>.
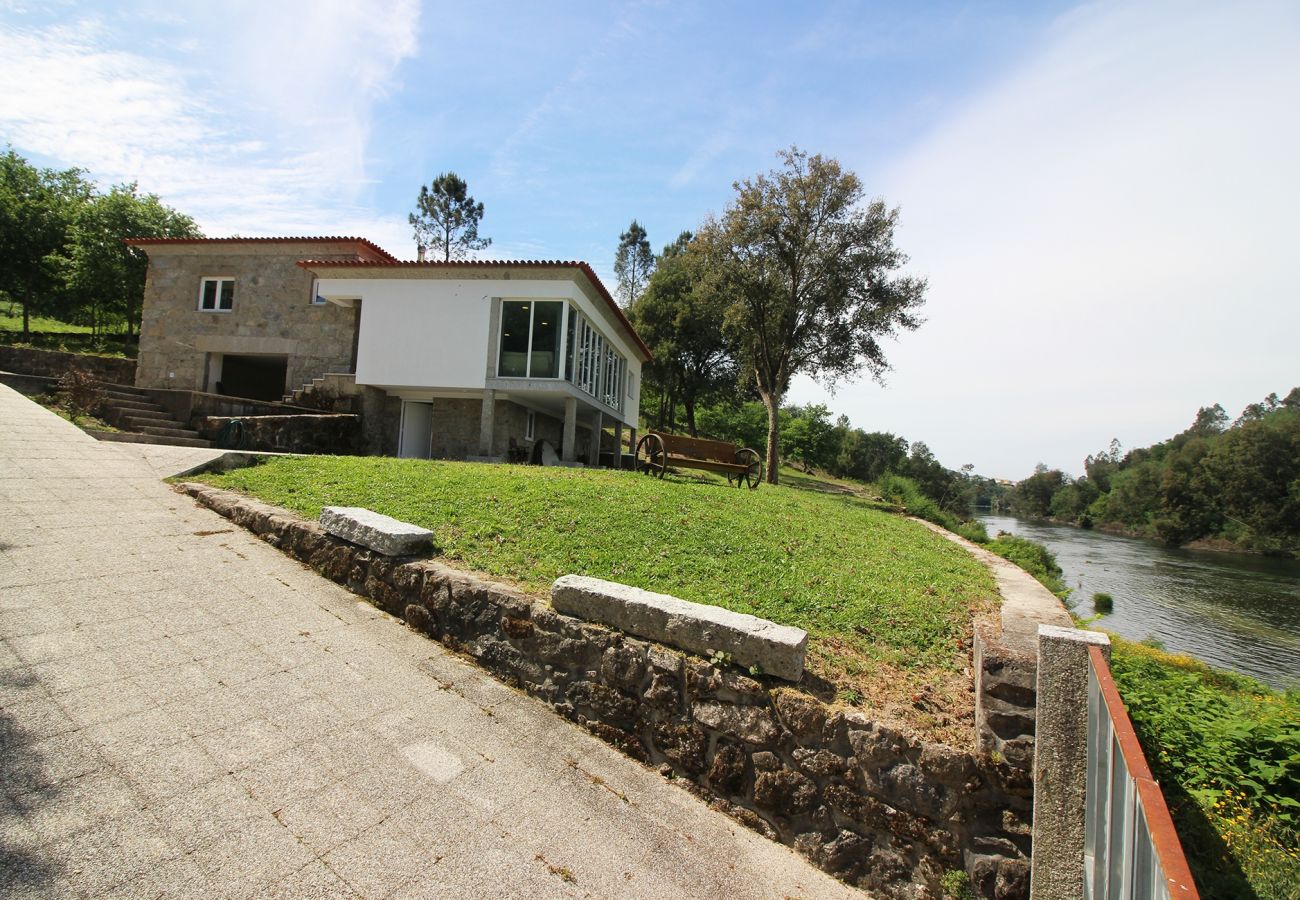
<box><xmin>180</xmin><ymin>483</ymin><xmax>1035</xmax><ymax>899</ymax></box>
<box><xmin>133</xmin><ymin>239</ymin><xmax>383</xmax><ymax>395</ymax></box>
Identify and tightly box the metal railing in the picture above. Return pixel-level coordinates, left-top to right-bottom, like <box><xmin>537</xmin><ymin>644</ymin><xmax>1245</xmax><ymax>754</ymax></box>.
<box><xmin>1083</xmin><ymin>645</ymin><xmax>1199</xmax><ymax>900</ymax></box>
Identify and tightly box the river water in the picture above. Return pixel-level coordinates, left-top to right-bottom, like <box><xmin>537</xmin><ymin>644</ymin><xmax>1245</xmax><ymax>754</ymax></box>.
<box><xmin>978</xmin><ymin>514</ymin><xmax>1300</xmax><ymax>689</ymax></box>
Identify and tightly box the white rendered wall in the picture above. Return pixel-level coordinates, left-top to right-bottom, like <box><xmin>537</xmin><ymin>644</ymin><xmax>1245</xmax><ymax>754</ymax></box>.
<box><xmin>316</xmin><ymin>274</ymin><xmax>644</xmax><ymax>424</ymax></box>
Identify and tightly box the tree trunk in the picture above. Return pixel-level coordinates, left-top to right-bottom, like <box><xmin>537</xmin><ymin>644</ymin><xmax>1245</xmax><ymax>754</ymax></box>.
<box><xmin>21</xmin><ymin>302</ymin><xmax>30</xmax><ymax>340</ymax></box>
<box><xmin>683</xmin><ymin>392</ymin><xmax>697</xmax><ymax>437</ymax></box>
<box><xmin>759</xmin><ymin>386</ymin><xmax>781</xmax><ymax>485</ymax></box>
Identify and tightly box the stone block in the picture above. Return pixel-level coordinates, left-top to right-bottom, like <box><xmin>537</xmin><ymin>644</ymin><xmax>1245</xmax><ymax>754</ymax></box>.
<box><xmin>551</xmin><ymin>574</ymin><xmax>808</xmax><ymax>681</ymax></box>
<box><xmin>319</xmin><ymin>506</ymin><xmax>433</xmax><ymax>557</ymax></box>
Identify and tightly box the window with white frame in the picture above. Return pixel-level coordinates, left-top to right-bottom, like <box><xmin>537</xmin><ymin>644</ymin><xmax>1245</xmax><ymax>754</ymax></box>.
<box><xmin>310</xmin><ymin>278</ymin><xmax>326</xmax><ymax>305</ymax></box>
<box><xmin>525</xmin><ymin>410</ymin><xmax>536</xmax><ymax>441</ymax></box>
<box><xmin>199</xmin><ymin>277</ymin><xmax>235</xmax><ymax>312</ymax></box>
<box><xmin>565</xmin><ymin>304</ymin><xmax>625</xmax><ymax>412</ymax></box>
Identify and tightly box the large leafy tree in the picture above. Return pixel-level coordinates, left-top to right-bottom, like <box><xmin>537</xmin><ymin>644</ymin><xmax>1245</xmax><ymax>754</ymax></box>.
<box><xmin>57</xmin><ymin>183</ymin><xmax>200</xmax><ymax>335</ymax></box>
<box><xmin>409</xmin><ymin>172</ymin><xmax>491</xmax><ymax>261</ymax></box>
<box><xmin>629</xmin><ymin>231</ymin><xmax>733</xmax><ymax>435</ymax></box>
<box><xmin>0</xmin><ymin>149</ymin><xmax>91</xmax><ymax>337</ymax></box>
<box><xmin>706</xmin><ymin>147</ymin><xmax>926</xmax><ymax>483</ymax></box>
<box><xmin>614</xmin><ymin>219</ymin><xmax>655</xmax><ymax>306</ymax></box>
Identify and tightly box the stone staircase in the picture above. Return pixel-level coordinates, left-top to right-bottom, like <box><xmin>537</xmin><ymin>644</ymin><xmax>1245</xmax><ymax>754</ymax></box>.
<box><xmin>98</xmin><ymin>385</ymin><xmax>211</xmax><ymax>448</ymax></box>
<box><xmin>283</xmin><ymin>372</ymin><xmax>357</xmax><ymax>409</ymax></box>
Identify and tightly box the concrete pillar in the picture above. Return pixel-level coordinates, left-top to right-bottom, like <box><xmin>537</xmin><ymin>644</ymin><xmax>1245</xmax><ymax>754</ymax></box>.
<box><xmin>561</xmin><ymin>396</ymin><xmax>577</xmax><ymax>462</ymax></box>
<box><xmin>478</xmin><ymin>389</ymin><xmax>496</xmax><ymax>457</ymax></box>
<box><xmin>613</xmin><ymin>421</ymin><xmax>624</xmax><ymax>469</ymax></box>
<box><xmin>629</xmin><ymin>427</ymin><xmax>638</xmax><ymax>462</ymax></box>
<box><xmin>1030</xmin><ymin>625</ymin><xmax>1110</xmax><ymax>900</ymax></box>
<box><xmin>588</xmin><ymin>410</ymin><xmax>603</xmax><ymax>467</ymax></box>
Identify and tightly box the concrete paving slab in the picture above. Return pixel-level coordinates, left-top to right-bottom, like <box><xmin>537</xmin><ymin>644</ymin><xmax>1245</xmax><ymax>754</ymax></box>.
<box><xmin>0</xmin><ymin>383</ymin><xmax>865</xmax><ymax>898</ymax></box>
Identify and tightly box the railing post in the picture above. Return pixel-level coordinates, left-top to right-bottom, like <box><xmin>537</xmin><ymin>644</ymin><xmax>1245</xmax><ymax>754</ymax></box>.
<box><xmin>1030</xmin><ymin>625</ymin><xmax>1111</xmax><ymax>900</ymax></box>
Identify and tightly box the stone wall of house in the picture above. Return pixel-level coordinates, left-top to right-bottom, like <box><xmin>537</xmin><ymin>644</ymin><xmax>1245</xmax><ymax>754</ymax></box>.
<box><xmin>0</xmin><ymin>346</ymin><xmax>137</xmax><ymax>384</ymax></box>
<box><xmin>179</xmin><ymin>483</ymin><xmax>1034</xmax><ymax>899</ymax></box>
<box><xmin>135</xmin><ymin>241</ymin><xmax>368</xmax><ymax>395</ymax></box>
<box><xmin>197</xmin><ymin>414</ymin><xmax>364</xmax><ymax>454</ymax></box>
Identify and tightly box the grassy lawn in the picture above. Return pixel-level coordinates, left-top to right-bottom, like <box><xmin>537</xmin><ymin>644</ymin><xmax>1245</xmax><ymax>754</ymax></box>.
<box><xmin>194</xmin><ymin>456</ymin><xmax>1000</xmax><ymax>740</ymax></box>
<box><xmin>0</xmin><ymin>308</ymin><xmax>136</xmax><ymax>358</ymax></box>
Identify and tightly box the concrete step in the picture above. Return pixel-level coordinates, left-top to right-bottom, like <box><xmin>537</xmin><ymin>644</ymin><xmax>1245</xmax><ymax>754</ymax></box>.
<box><xmin>91</xmin><ymin>431</ymin><xmax>212</xmax><ymax>448</ymax></box>
<box><xmin>136</xmin><ymin>424</ymin><xmax>204</xmax><ymax>440</ymax></box>
<box><xmin>103</xmin><ymin>401</ymin><xmax>167</xmax><ymax>417</ymax></box>
<box><xmin>101</xmin><ymin>386</ymin><xmax>152</xmax><ymax>401</ymax></box>
<box><xmin>120</xmin><ymin>413</ymin><xmax>180</xmax><ymax>430</ymax></box>
<box><xmin>112</xmin><ymin>405</ymin><xmax>172</xmax><ymax>420</ymax></box>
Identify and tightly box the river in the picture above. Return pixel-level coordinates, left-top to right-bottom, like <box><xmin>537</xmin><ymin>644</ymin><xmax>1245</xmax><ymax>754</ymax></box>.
<box><xmin>978</xmin><ymin>514</ymin><xmax>1300</xmax><ymax>689</ymax></box>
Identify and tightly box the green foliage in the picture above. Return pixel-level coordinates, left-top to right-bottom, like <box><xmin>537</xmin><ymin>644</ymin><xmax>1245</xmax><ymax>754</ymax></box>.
<box><xmin>1109</xmin><ymin>638</ymin><xmax>1300</xmax><ymax>897</ymax></box>
<box><xmin>613</xmin><ymin>219</ymin><xmax>655</xmax><ymax>305</ymax></box>
<box><xmin>954</xmin><ymin>520</ymin><xmax>990</xmax><ymax>544</ymax></box>
<box><xmin>409</xmin><ymin>172</ymin><xmax>490</xmax><ymax>261</ymax></box>
<box><xmin>0</xmin><ymin>148</ymin><xmax>198</xmax><ymax>338</ymax></box>
<box><xmin>984</xmin><ymin>534</ymin><xmax>1069</xmax><ymax>597</ymax></box>
<box><xmin>695</xmin><ymin>400</ymin><xmax>772</xmax><ymax>453</ymax></box>
<box><xmin>1025</xmin><ymin>390</ymin><xmax>1300</xmax><ymax>555</ymax></box>
<box><xmin>0</xmin><ymin>147</ymin><xmax>93</xmax><ymax>335</ymax></box>
<box><xmin>629</xmin><ymin>232</ymin><xmax>734</xmax><ymax>436</ymax></box>
<box><xmin>56</xmin><ymin>182</ymin><xmax>199</xmax><ymax>336</ymax></box>
<box><xmin>940</xmin><ymin>869</ymin><xmax>975</xmax><ymax>900</ymax></box>
<box><xmin>702</xmin><ymin>146</ymin><xmax>926</xmax><ymax>483</ymax></box>
<box><xmin>1091</xmin><ymin>592</ymin><xmax>1114</xmax><ymax>614</ymax></box>
<box><xmin>782</xmin><ymin>403</ymin><xmax>838</xmax><ymax>472</ymax></box>
<box><xmin>196</xmin><ymin>456</ymin><xmax>998</xmax><ymax>677</ymax></box>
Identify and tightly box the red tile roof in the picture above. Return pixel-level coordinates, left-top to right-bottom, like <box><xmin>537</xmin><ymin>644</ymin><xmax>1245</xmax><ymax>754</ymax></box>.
<box><xmin>298</xmin><ymin>258</ymin><xmax>651</xmax><ymax>361</ymax></box>
<box><xmin>125</xmin><ymin>236</ymin><xmax>397</xmax><ymax>262</ymax></box>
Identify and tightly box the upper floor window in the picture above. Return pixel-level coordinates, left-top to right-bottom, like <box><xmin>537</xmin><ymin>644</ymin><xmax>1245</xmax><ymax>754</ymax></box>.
<box><xmin>199</xmin><ymin>277</ymin><xmax>234</xmax><ymax>312</ymax></box>
<box><xmin>498</xmin><ymin>300</ymin><xmax>563</xmax><ymax>378</ymax></box>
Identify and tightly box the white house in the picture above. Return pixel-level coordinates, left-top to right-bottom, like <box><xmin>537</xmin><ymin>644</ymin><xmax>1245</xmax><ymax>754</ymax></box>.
<box><xmin>301</xmin><ymin>257</ymin><xmax>651</xmax><ymax>464</ymax></box>
<box><xmin>128</xmin><ymin>236</ymin><xmax>650</xmax><ymax>465</ymax></box>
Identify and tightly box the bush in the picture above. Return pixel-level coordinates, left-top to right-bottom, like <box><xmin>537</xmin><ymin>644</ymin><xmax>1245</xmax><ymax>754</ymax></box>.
<box><xmin>1092</xmin><ymin>592</ymin><xmax>1114</xmax><ymax>614</ymax></box>
<box><xmin>57</xmin><ymin>367</ymin><xmax>105</xmax><ymax>419</ymax></box>
<box><xmin>955</xmin><ymin>520</ymin><xmax>989</xmax><ymax>544</ymax></box>
<box><xmin>1109</xmin><ymin>638</ymin><xmax>1300</xmax><ymax>898</ymax></box>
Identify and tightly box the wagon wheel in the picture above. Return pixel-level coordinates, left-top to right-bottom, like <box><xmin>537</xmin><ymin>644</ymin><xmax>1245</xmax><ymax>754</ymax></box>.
<box><xmin>637</xmin><ymin>433</ymin><xmax>667</xmax><ymax>479</ymax></box>
<box><xmin>737</xmin><ymin>447</ymin><xmax>763</xmax><ymax>489</ymax></box>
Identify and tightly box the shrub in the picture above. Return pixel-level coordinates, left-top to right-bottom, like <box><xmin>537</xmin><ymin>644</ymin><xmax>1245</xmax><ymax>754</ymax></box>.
<box><xmin>57</xmin><ymin>367</ymin><xmax>105</xmax><ymax>419</ymax></box>
<box><xmin>1092</xmin><ymin>592</ymin><xmax>1114</xmax><ymax>614</ymax></box>
<box><xmin>1109</xmin><ymin>637</ymin><xmax>1300</xmax><ymax>897</ymax></box>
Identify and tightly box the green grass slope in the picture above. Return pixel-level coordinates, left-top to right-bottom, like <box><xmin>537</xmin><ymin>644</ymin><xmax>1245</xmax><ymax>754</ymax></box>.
<box><xmin>196</xmin><ymin>456</ymin><xmax>1000</xmax><ymax>737</ymax></box>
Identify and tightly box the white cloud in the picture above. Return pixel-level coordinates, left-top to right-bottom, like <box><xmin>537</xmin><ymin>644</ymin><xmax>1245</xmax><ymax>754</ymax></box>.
<box><xmin>791</xmin><ymin>0</ymin><xmax>1300</xmax><ymax>478</ymax></box>
<box><xmin>0</xmin><ymin>2</ymin><xmax>419</xmax><ymax>250</ymax></box>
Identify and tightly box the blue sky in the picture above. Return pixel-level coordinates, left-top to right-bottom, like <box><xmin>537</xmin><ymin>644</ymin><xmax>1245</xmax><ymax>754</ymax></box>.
<box><xmin>3</xmin><ymin>1</ymin><xmax>1298</xmax><ymax>478</ymax></box>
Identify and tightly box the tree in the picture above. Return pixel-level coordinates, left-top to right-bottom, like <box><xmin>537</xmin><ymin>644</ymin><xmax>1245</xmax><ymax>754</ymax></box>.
<box><xmin>706</xmin><ymin>147</ymin><xmax>926</xmax><ymax>483</ymax></box>
<box><xmin>614</xmin><ymin>219</ymin><xmax>655</xmax><ymax>306</ymax></box>
<box><xmin>409</xmin><ymin>173</ymin><xmax>490</xmax><ymax>261</ymax></box>
<box><xmin>0</xmin><ymin>149</ymin><xmax>91</xmax><ymax>337</ymax></box>
<box><xmin>57</xmin><ymin>183</ymin><xmax>200</xmax><ymax>336</ymax></box>
<box><xmin>782</xmin><ymin>404</ymin><xmax>837</xmax><ymax>472</ymax></box>
<box><xmin>629</xmin><ymin>231</ymin><xmax>733</xmax><ymax>435</ymax></box>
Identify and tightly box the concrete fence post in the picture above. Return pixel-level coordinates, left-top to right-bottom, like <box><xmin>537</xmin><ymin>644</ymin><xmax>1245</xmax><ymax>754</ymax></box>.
<box><xmin>1030</xmin><ymin>624</ymin><xmax>1110</xmax><ymax>900</ymax></box>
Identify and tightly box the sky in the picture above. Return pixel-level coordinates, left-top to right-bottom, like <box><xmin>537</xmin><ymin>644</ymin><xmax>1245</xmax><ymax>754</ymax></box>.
<box><xmin>2</xmin><ymin>0</ymin><xmax>1297</xmax><ymax>479</ymax></box>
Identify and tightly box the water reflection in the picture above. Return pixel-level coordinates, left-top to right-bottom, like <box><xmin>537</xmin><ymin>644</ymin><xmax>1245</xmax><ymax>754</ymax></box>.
<box><xmin>979</xmin><ymin>515</ymin><xmax>1300</xmax><ymax>689</ymax></box>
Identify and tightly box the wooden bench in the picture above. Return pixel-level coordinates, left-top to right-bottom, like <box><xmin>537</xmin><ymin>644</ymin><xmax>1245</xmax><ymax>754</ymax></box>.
<box><xmin>635</xmin><ymin>430</ymin><xmax>764</xmax><ymax>489</ymax></box>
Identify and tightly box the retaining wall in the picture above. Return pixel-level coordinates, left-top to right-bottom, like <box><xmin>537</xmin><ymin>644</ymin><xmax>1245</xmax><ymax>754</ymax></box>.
<box><xmin>178</xmin><ymin>483</ymin><xmax>1034</xmax><ymax>899</ymax></box>
<box><xmin>0</xmin><ymin>346</ymin><xmax>137</xmax><ymax>383</ymax></box>
<box><xmin>196</xmin><ymin>414</ymin><xmax>363</xmax><ymax>454</ymax></box>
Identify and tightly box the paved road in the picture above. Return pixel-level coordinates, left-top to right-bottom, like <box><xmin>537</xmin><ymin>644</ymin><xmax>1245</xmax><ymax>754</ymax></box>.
<box><xmin>0</xmin><ymin>384</ymin><xmax>859</xmax><ymax>899</ymax></box>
